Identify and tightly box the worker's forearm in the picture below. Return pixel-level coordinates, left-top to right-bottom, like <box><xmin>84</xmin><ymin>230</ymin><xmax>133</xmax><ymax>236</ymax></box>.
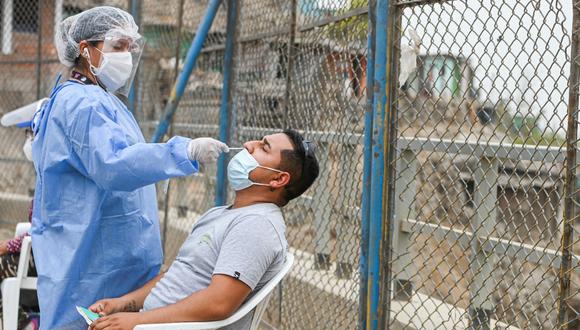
<box><xmin>121</xmin><ymin>273</ymin><xmax>165</xmax><ymax>309</ymax></box>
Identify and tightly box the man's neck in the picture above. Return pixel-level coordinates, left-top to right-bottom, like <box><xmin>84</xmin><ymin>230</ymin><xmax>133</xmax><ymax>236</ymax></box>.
<box><xmin>231</xmin><ymin>189</ymin><xmax>278</xmax><ymax>209</ymax></box>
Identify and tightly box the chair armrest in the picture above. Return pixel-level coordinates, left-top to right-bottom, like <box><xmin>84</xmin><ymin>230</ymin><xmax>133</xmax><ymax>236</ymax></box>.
<box><xmin>15</xmin><ymin>222</ymin><xmax>31</xmax><ymax>238</ymax></box>
<box><xmin>134</xmin><ymin>319</ymin><xmax>232</xmax><ymax>330</ymax></box>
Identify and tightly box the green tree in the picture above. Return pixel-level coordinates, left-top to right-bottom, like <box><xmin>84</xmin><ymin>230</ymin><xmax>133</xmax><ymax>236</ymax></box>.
<box><xmin>325</xmin><ymin>0</ymin><xmax>368</xmax><ymax>44</ymax></box>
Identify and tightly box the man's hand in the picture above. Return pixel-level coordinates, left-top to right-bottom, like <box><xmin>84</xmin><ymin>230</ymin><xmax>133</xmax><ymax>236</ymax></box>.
<box><xmin>89</xmin><ymin>297</ymin><xmax>139</xmax><ymax>316</ymax></box>
<box><xmin>88</xmin><ymin>312</ymin><xmax>143</xmax><ymax>330</ymax></box>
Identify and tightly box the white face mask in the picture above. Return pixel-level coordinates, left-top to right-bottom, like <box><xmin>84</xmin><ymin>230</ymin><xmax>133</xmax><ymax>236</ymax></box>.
<box><xmin>86</xmin><ymin>48</ymin><xmax>133</xmax><ymax>92</ymax></box>
<box><xmin>227</xmin><ymin>149</ymin><xmax>283</xmax><ymax>191</ymax></box>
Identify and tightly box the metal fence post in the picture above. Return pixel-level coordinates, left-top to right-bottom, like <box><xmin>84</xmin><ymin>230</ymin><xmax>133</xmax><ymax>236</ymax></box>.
<box><xmin>558</xmin><ymin>2</ymin><xmax>580</xmax><ymax>328</ymax></box>
<box><xmin>367</xmin><ymin>0</ymin><xmax>390</xmax><ymax>328</ymax></box>
<box><xmin>468</xmin><ymin>157</ymin><xmax>498</xmax><ymax>329</ymax></box>
<box><xmin>392</xmin><ymin>149</ymin><xmax>416</xmax><ymax>301</ymax></box>
<box><xmin>215</xmin><ymin>0</ymin><xmax>239</xmax><ymax>206</ymax></box>
<box><xmin>283</xmin><ymin>0</ymin><xmax>297</xmax><ymax>128</ymax></box>
<box><xmin>129</xmin><ymin>0</ymin><xmax>141</xmax><ymax>114</ymax></box>
<box><xmin>2</xmin><ymin>0</ymin><xmax>13</xmax><ymax>55</ymax></box>
<box><xmin>130</xmin><ymin>0</ymin><xmax>141</xmax><ymax>24</ymax></box>
<box><xmin>380</xmin><ymin>2</ymin><xmax>401</xmax><ymax>327</ymax></box>
<box><xmin>35</xmin><ymin>0</ymin><xmax>43</xmax><ymax>99</ymax></box>
<box><xmin>54</xmin><ymin>0</ymin><xmax>63</xmax><ymax>33</ymax></box>
<box><xmin>360</xmin><ymin>0</ymin><xmax>377</xmax><ymax>328</ymax></box>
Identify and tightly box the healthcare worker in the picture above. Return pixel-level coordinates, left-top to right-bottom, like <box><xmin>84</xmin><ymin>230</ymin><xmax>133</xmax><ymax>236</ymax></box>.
<box><xmin>30</xmin><ymin>6</ymin><xmax>228</xmax><ymax>329</ymax></box>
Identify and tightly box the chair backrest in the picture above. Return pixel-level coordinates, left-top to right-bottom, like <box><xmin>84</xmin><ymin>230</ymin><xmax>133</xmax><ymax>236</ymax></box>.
<box><xmin>222</xmin><ymin>253</ymin><xmax>295</xmax><ymax>329</ymax></box>
<box><xmin>16</xmin><ymin>236</ymin><xmax>33</xmax><ymax>280</ymax></box>
<box><xmin>247</xmin><ymin>253</ymin><xmax>294</xmax><ymax>329</ymax></box>
<box><xmin>14</xmin><ymin>222</ymin><xmax>31</xmax><ymax>238</ymax></box>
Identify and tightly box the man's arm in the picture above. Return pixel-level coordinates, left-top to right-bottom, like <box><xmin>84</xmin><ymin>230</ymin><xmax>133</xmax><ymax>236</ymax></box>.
<box><xmin>140</xmin><ymin>274</ymin><xmax>251</xmax><ymax>322</ymax></box>
<box><xmin>89</xmin><ymin>274</ymin><xmax>251</xmax><ymax>329</ymax></box>
<box><xmin>89</xmin><ymin>272</ymin><xmax>165</xmax><ymax>315</ymax></box>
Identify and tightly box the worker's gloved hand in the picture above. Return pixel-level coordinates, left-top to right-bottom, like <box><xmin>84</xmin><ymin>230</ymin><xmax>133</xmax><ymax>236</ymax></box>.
<box><xmin>187</xmin><ymin>137</ymin><xmax>229</xmax><ymax>165</ymax></box>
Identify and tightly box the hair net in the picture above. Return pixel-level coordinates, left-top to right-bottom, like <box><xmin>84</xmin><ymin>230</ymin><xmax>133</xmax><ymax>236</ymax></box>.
<box><xmin>55</xmin><ymin>6</ymin><xmax>141</xmax><ymax>67</ymax></box>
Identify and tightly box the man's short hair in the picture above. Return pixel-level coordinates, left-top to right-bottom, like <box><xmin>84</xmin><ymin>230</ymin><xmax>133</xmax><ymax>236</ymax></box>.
<box><xmin>279</xmin><ymin>129</ymin><xmax>319</xmax><ymax>204</ymax></box>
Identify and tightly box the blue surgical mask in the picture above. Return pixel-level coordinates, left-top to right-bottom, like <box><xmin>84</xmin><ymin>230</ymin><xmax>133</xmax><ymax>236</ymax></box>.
<box><xmin>227</xmin><ymin>149</ymin><xmax>283</xmax><ymax>191</ymax></box>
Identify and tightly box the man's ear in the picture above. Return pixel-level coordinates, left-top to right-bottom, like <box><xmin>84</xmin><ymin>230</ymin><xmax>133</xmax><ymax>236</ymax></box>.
<box><xmin>269</xmin><ymin>172</ymin><xmax>291</xmax><ymax>189</ymax></box>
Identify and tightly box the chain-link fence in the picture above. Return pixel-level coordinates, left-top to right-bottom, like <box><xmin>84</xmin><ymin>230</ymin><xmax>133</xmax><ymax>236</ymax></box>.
<box><xmin>387</xmin><ymin>0</ymin><xmax>578</xmax><ymax>329</ymax></box>
<box><xmin>0</xmin><ymin>0</ymin><xmax>578</xmax><ymax>329</ymax></box>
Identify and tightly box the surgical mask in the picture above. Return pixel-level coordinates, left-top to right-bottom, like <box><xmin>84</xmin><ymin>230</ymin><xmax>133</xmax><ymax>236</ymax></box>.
<box><xmin>86</xmin><ymin>48</ymin><xmax>133</xmax><ymax>92</ymax></box>
<box><xmin>22</xmin><ymin>136</ymin><xmax>33</xmax><ymax>161</ymax></box>
<box><xmin>227</xmin><ymin>149</ymin><xmax>283</xmax><ymax>191</ymax></box>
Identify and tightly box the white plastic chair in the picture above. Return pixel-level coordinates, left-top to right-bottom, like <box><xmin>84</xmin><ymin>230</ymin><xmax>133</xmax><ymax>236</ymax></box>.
<box><xmin>13</xmin><ymin>222</ymin><xmax>31</xmax><ymax>238</ymax></box>
<box><xmin>134</xmin><ymin>253</ymin><xmax>294</xmax><ymax>330</ymax></box>
<box><xmin>1</xmin><ymin>222</ymin><xmax>37</xmax><ymax>330</ymax></box>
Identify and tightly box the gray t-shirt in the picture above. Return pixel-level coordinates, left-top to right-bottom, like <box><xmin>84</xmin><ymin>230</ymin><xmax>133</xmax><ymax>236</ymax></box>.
<box><xmin>143</xmin><ymin>203</ymin><xmax>288</xmax><ymax>329</ymax></box>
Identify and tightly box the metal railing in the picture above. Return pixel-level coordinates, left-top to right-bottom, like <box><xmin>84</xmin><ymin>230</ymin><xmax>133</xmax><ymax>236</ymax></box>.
<box><xmin>391</xmin><ymin>137</ymin><xmax>578</xmax><ymax>328</ymax></box>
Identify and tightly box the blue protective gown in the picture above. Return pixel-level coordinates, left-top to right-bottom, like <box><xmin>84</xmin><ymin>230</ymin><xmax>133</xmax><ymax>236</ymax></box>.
<box><xmin>30</xmin><ymin>81</ymin><xmax>198</xmax><ymax>329</ymax></box>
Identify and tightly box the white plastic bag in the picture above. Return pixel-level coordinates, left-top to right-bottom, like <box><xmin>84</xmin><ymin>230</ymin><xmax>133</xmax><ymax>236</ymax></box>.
<box><xmin>399</xmin><ymin>29</ymin><xmax>421</xmax><ymax>88</ymax></box>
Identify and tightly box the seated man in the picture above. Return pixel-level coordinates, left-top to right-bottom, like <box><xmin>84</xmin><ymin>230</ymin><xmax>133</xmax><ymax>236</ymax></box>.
<box><xmin>88</xmin><ymin>129</ymin><xmax>319</xmax><ymax>330</ymax></box>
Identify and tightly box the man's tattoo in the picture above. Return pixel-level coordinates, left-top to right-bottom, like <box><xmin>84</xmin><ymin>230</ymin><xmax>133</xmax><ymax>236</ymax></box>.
<box><xmin>123</xmin><ymin>299</ymin><xmax>139</xmax><ymax>312</ymax></box>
